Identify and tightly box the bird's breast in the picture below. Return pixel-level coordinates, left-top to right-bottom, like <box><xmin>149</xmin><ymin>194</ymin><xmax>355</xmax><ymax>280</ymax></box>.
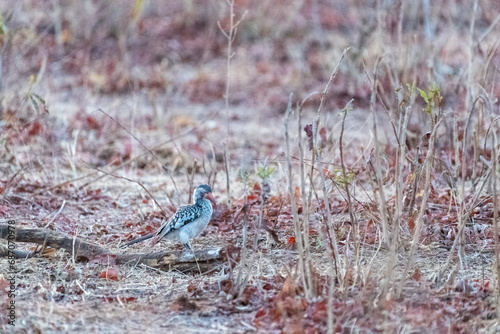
<box><xmin>181</xmin><ymin>200</ymin><xmax>213</xmax><ymax>239</ymax></box>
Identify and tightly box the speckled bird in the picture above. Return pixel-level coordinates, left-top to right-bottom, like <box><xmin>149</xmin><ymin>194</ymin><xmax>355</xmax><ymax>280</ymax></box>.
<box><xmin>120</xmin><ymin>185</ymin><xmax>216</xmax><ymax>250</ymax></box>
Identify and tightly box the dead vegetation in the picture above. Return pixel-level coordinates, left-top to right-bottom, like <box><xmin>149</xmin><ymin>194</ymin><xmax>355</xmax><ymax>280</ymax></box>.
<box><xmin>1</xmin><ymin>0</ymin><xmax>500</xmax><ymax>333</ymax></box>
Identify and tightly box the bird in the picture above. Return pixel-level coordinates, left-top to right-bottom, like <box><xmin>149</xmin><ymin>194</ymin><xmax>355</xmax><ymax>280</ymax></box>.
<box><xmin>120</xmin><ymin>184</ymin><xmax>216</xmax><ymax>250</ymax></box>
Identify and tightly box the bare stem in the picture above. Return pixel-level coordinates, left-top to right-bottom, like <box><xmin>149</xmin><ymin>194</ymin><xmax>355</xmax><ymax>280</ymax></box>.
<box><xmin>397</xmin><ymin>116</ymin><xmax>443</xmax><ymax>297</ymax></box>
<box><xmin>439</xmin><ymin>96</ymin><xmax>484</xmax><ymax>277</ymax></box>
<box><xmin>299</xmin><ymin>94</ymin><xmax>318</xmax><ymax>298</ymax></box>
<box><xmin>365</xmin><ymin>59</ymin><xmax>390</xmax><ymax>246</ymax></box>
<box><xmin>492</xmin><ymin>125</ymin><xmax>500</xmax><ymax>320</ymax></box>
<box><xmin>384</xmin><ymin>87</ymin><xmax>413</xmax><ymax>297</ymax></box>
<box><xmin>218</xmin><ymin>0</ymin><xmax>247</xmax><ymax>139</ymax></box>
<box><xmin>285</xmin><ymin>93</ymin><xmax>313</xmax><ymax>298</ymax></box>
<box><xmin>338</xmin><ymin>99</ymin><xmax>358</xmax><ymax>283</ymax></box>
<box><xmin>224</xmin><ymin>143</ymin><xmax>231</xmax><ymax>207</ymax></box>
<box><xmin>233</xmin><ymin>165</ymin><xmax>249</xmax><ymax>296</ymax></box>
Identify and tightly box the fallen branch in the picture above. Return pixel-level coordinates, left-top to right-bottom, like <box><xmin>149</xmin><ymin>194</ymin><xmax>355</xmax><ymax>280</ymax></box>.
<box><xmin>0</xmin><ymin>243</ymin><xmax>33</xmax><ymax>258</ymax></box>
<box><xmin>0</xmin><ymin>224</ymin><xmax>107</xmax><ymax>260</ymax></box>
<box><xmin>116</xmin><ymin>247</ymin><xmax>233</xmax><ymax>272</ymax></box>
<box><xmin>0</xmin><ymin>225</ymin><xmax>234</xmax><ymax>272</ymax></box>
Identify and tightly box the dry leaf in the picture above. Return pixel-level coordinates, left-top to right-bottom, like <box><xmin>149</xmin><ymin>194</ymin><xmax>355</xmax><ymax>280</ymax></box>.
<box><xmin>99</xmin><ymin>267</ymin><xmax>119</xmax><ymax>281</ymax></box>
<box><xmin>41</xmin><ymin>247</ymin><xmax>57</xmax><ymax>258</ymax></box>
<box><xmin>411</xmin><ymin>267</ymin><xmax>422</xmax><ymax>282</ymax></box>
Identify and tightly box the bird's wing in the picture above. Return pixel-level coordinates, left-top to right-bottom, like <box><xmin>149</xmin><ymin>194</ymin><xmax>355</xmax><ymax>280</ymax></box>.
<box><xmin>155</xmin><ymin>204</ymin><xmax>203</xmax><ymax>239</ymax></box>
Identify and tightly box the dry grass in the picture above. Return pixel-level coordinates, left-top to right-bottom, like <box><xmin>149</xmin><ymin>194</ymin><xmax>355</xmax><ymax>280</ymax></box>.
<box><xmin>1</xmin><ymin>0</ymin><xmax>500</xmax><ymax>333</ymax></box>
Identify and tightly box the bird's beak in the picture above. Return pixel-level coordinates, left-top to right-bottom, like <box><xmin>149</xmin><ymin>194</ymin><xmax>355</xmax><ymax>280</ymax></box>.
<box><xmin>206</xmin><ymin>193</ymin><xmax>216</xmax><ymax>208</ymax></box>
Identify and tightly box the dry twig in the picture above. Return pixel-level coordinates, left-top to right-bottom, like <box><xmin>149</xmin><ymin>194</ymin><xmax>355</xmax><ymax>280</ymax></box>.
<box><xmin>0</xmin><ymin>225</ymin><xmax>227</xmax><ymax>272</ymax></box>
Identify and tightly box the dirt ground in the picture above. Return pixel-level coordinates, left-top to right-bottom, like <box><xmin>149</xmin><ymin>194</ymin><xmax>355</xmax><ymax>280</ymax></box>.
<box><xmin>1</xmin><ymin>1</ymin><xmax>500</xmax><ymax>333</ymax></box>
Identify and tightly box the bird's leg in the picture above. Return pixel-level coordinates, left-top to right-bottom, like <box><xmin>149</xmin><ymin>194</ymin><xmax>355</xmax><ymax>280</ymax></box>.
<box><xmin>184</xmin><ymin>242</ymin><xmax>201</xmax><ymax>274</ymax></box>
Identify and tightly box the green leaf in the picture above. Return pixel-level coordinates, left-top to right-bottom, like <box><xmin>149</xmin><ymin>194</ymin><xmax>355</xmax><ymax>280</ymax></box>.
<box><xmin>32</xmin><ymin>93</ymin><xmax>46</xmax><ymax>104</ymax></box>
<box><xmin>29</xmin><ymin>95</ymin><xmax>39</xmax><ymax>112</ymax></box>
<box><xmin>26</xmin><ymin>92</ymin><xmax>49</xmax><ymax>113</ymax></box>
<box><xmin>417</xmin><ymin>88</ymin><xmax>428</xmax><ymax>104</ymax></box>
<box><xmin>237</xmin><ymin>167</ymin><xmax>250</xmax><ymax>182</ymax></box>
<box><xmin>406</xmin><ymin>81</ymin><xmax>416</xmax><ymax>92</ymax></box>
<box><xmin>430</xmin><ymin>82</ymin><xmax>440</xmax><ymax>95</ymax></box>
<box><xmin>0</xmin><ymin>15</ymin><xmax>7</xmax><ymax>38</ymax></box>
<box><xmin>256</xmin><ymin>163</ymin><xmax>275</xmax><ymax>180</ymax></box>
<box><xmin>329</xmin><ymin>168</ymin><xmax>355</xmax><ymax>185</ymax></box>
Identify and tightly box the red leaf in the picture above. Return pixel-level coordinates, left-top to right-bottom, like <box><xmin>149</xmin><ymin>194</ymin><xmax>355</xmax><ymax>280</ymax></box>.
<box><xmin>123</xmin><ymin>142</ymin><xmax>132</xmax><ymax>160</ymax></box>
<box><xmin>287</xmin><ymin>237</ymin><xmax>296</xmax><ymax>247</ymax></box>
<box><xmin>319</xmin><ymin>127</ymin><xmax>327</xmax><ymax>142</ymax></box>
<box><xmin>408</xmin><ymin>215</ymin><xmax>415</xmax><ymax>231</ymax></box>
<box><xmin>304</xmin><ymin>124</ymin><xmax>313</xmax><ymax>150</ymax></box>
<box><xmin>411</xmin><ymin>267</ymin><xmax>421</xmax><ymax>282</ymax></box>
<box><xmin>99</xmin><ymin>267</ymin><xmax>119</xmax><ymax>281</ymax></box>
<box><xmin>28</xmin><ymin>121</ymin><xmax>43</xmax><ymax>136</ymax></box>
<box><xmin>86</xmin><ymin>116</ymin><xmax>101</xmax><ymax>130</ymax></box>
<box><xmin>253</xmin><ymin>182</ymin><xmax>261</xmax><ymax>195</ymax></box>
<box><xmin>255</xmin><ymin>309</ymin><xmax>266</xmax><ymax>319</ymax></box>
<box><xmin>246</xmin><ymin>193</ymin><xmax>259</xmax><ymax>201</ymax></box>
<box><xmin>187</xmin><ymin>283</ymin><xmax>197</xmax><ymax>295</ymax></box>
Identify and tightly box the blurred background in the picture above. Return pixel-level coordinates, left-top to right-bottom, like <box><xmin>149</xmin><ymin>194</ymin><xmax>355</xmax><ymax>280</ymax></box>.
<box><xmin>1</xmin><ymin>1</ymin><xmax>500</xmax><ymax>332</ymax></box>
<box><xmin>1</xmin><ymin>0</ymin><xmax>498</xmax><ymax>167</ymax></box>
<box><xmin>0</xmin><ymin>0</ymin><xmax>499</xmax><ymax>225</ymax></box>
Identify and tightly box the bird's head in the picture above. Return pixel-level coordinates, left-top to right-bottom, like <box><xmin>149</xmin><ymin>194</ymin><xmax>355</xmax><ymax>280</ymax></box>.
<box><xmin>194</xmin><ymin>184</ymin><xmax>216</xmax><ymax>208</ymax></box>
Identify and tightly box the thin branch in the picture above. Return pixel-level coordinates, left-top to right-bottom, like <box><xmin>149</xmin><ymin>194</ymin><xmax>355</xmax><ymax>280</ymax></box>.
<box><xmin>82</xmin><ymin>161</ymin><xmax>168</xmax><ymax>216</ymax></box>
<box><xmin>365</xmin><ymin>58</ymin><xmax>390</xmax><ymax>246</ymax></box>
<box><xmin>397</xmin><ymin>116</ymin><xmax>444</xmax><ymax>297</ymax></box>
<box><xmin>77</xmin><ymin>126</ymin><xmax>196</xmax><ymax>191</ymax></box>
<box><xmin>98</xmin><ymin>108</ymin><xmax>178</xmax><ymax>192</ymax></box>
<box><xmin>338</xmin><ymin>99</ymin><xmax>358</xmax><ymax>285</ymax></box>
<box><xmin>44</xmin><ymin>200</ymin><xmax>66</xmax><ymax>228</ymax></box>
<box><xmin>285</xmin><ymin>93</ymin><xmax>313</xmax><ymax>298</ymax></box>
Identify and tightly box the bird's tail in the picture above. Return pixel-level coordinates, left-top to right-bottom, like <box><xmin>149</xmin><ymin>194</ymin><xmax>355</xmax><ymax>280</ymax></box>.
<box><xmin>119</xmin><ymin>233</ymin><xmax>155</xmax><ymax>248</ymax></box>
